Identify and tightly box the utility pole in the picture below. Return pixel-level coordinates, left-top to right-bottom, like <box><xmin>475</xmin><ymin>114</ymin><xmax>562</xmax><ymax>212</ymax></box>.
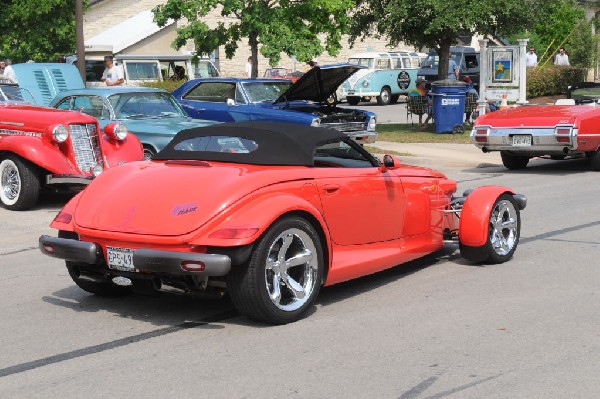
<box><xmin>75</xmin><ymin>0</ymin><xmax>86</xmax><ymax>84</ymax></box>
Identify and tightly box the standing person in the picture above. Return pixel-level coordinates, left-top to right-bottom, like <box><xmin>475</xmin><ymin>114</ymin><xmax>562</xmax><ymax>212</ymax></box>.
<box><xmin>100</xmin><ymin>55</ymin><xmax>124</xmax><ymax>86</ymax></box>
<box><xmin>307</xmin><ymin>58</ymin><xmax>318</xmax><ymax>68</ymax></box>
<box><xmin>526</xmin><ymin>47</ymin><xmax>538</xmax><ymax>67</ymax></box>
<box><xmin>447</xmin><ymin>55</ymin><xmax>459</xmax><ymax>80</ymax></box>
<box><xmin>245</xmin><ymin>56</ymin><xmax>253</xmax><ymax>78</ymax></box>
<box><xmin>554</xmin><ymin>47</ymin><xmax>570</xmax><ymax>66</ymax></box>
<box><xmin>0</xmin><ymin>60</ymin><xmax>5</xmax><ymax>75</ymax></box>
<box><xmin>3</xmin><ymin>59</ymin><xmax>16</xmax><ymax>83</ymax></box>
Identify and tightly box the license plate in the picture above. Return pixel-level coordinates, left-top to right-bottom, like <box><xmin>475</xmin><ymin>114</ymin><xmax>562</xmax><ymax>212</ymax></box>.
<box><xmin>512</xmin><ymin>135</ymin><xmax>532</xmax><ymax>146</ymax></box>
<box><xmin>107</xmin><ymin>246</ymin><xmax>135</xmax><ymax>271</ymax></box>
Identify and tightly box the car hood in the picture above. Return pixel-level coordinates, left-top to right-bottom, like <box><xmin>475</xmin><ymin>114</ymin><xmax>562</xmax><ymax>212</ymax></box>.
<box><xmin>275</xmin><ymin>64</ymin><xmax>363</xmax><ymax>104</ymax></box>
<box><xmin>476</xmin><ymin>105</ymin><xmax>597</xmax><ymax>128</ymax></box>
<box><xmin>105</xmin><ymin>117</ymin><xmax>214</xmax><ymax>134</ymax></box>
<box><xmin>12</xmin><ymin>63</ymin><xmax>84</xmax><ymax>107</ymax></box>
<box><xmin>74</xmin><ymin>161</ymin><xmax>300</xmax><ymax>236</ymax></box>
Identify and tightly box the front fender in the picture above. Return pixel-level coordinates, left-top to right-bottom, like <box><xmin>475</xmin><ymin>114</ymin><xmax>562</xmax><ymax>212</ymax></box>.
<box><xmin>459</xmin><ymin>186</ymin><xmax>515</xmax><ymax>247</ymax></box>
<box><xmin>0</xmin><ymin>135</ymin><xmax>78</xmax><ymax>174</ymax></box>
<box><xmin>99</xmin><ymin>134</ymin><xmax>143</xmax><ymax>166</ymax></box>
<box><xmin>190</xmin><ymin>191</ymin><xmax>331</xmax><ymax>249</ymax></box>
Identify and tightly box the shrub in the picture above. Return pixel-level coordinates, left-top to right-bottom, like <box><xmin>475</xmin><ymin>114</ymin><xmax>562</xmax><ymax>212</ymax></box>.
<box><xmin>527</xmin><ymin>65</ymin><xmax>587</xmax><ymax>98</ymax></box>
<box><xmin>139</xmin><ymin>79</ymin><xmax>186</xmax><ymax>93</ymax></box>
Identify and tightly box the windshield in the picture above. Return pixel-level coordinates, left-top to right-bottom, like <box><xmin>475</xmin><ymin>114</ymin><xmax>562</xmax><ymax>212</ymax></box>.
<box><xmin>241</xmin><ymin>81</ymin><xmax>291</xmax><ymax>102</ymax></box>
<box><xmin>108</xmin><ymin>92</ymin><xmax>186</xmax><ymax>119</ymax></box>
<box><xmin>421</xmin><ymin>51</ymin><xmax>462</xmax><ymax>68</ymax></box>
<box><xmin>348</xmin><ymin>58</ymin><xmax>374</xmax><ymax>68</ymax></box>
<box><xmin>0</xmin><ymin>85</ymin><xmax>24</xmax><ymax>101</ymax></box>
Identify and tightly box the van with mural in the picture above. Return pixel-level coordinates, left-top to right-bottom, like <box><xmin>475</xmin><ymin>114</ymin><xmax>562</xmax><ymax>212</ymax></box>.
<box><xmin>340</xmin><ymin>51</ymin><xmax>425</xmax><ymax>106</ymax></box>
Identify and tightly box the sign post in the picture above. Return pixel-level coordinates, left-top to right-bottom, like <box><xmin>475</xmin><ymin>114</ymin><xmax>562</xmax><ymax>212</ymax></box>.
<box><xmin>478</xmin><ymin>38</ymin><xmax>528</xmax><ymax>115</ymax></box>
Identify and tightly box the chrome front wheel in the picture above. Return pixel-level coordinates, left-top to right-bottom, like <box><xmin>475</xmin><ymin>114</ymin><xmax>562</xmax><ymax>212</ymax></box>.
<box><xmin>489</xmin><ymin>198</ymin><xmax>519</xmax><ymax>257</ymax></box>
<box><xmin>0</xmin><ymin>155</ymin><xmax>40</xmax><ymax>211</ymax></box>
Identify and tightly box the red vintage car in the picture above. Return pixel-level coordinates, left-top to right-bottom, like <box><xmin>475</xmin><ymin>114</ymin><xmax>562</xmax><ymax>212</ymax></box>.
<box><xmin>472</xmin><ymin>104</ymin><xmax>600</xmax><ymax>170</ymax></box>
<box><xmin>39</xmin><ymin>122</ymin><xmax>526</xmax><ymax>324</ymax></box>
<box><xmin>0</xmin><ymin>105</ymin><xmax>143</xmax><ymax>210</ymax></box>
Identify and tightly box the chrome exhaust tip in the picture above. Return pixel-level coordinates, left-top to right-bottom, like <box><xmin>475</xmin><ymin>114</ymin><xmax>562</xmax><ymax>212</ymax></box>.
<box><xmin>112</xmin><ymin>276</ymin><xmax>133</xmax><ymax>286</ymax></box>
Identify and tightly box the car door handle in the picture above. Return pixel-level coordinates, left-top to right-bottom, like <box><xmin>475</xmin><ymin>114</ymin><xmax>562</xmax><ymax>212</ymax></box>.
<box><xmin>323</xmin><ymin>184</ymin><xmax>340</xmax><ymax>194</ymax></box>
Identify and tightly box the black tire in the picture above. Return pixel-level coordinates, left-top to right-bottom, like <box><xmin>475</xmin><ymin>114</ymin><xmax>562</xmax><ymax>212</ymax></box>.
<box><xmin>66</xmin><ymin>261</ymin><xmax>131</xmax><ymax>297</ymax></box>
<box><xmin>390</xmin><ymin>94</ymin><xmax>400</xmax><ymax>104</ymax></box>
<box><xmin>347</xmin><ymin>96</ymin><xmax>360</xmax><ymax>106</ymax></box>
<box><xmin>460</xmin><ymin>194</ymin><xmax>521</xmax><ymax>264</ymax></box>
<box><xmin>376</xmin><ymin>87</ymin><xmax>392</xmax><ymax>105</ymax></box>
<box><xmin>589</xmin><ymin>149</ymin><xmax>600</xmax><ymax>171</ymax></box>
<box><xmin>0</xmin><ymin>154</ymin><xmax>40</xmax><ymax>211</ymax></box>
<box><xmin>500</xmin><ymin>151</ymin><xmax>529</xmax><ymax>170</ymax></box>
<box><xmin>142</xmin><ymin>145</ymin><xmax>156</xmax><ymax>161</ymax></box>
<box><xmin>227</xmin><ymin>216</ymin><xmax>325</xmax><ymax>324</ymax></box>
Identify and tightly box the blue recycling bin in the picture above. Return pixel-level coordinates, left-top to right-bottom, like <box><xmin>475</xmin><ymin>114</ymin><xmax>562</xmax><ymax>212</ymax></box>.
<box><xmin>431</xmin><ymin>80</ymin><xmax>467</xmax><ymax>134</ymax></box>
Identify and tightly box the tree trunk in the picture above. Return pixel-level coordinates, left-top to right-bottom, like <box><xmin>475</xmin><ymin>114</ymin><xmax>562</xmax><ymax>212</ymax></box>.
<box><xmin>249</xmin><ymin>32</ymin><xmax>259</xmax><ymax>79</ymax></box>
<box><xmin>437</xmin><ymin>39</ymin><xmax>453</xmax><ymax>81</ymax></box>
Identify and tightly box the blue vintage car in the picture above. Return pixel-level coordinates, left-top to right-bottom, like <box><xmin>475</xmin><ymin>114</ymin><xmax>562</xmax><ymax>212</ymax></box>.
<box><xmin>172</xmin><ymin>64</ymin><xmax>377</xmax><ymax>144</ymax></box>
<box><xmin>13</xmin><ymin>63</ymin><xmax>216</xmax><ymax>159</ymax></box>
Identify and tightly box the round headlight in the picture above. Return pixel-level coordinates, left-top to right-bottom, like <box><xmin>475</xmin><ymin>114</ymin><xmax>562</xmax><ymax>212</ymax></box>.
<box><xmin>114</xmin><ymin>123</ymin><xmax>128</xmax><ymax>140</ymax></box>
<box><xmin>311</xmin><ymin>118</ymin><xmax>321</xmax><ymax>127</ymax></box>
<box><xmin>52</xmin><ymin>125</ymin><xmax>69</xmax><ymax>143</ymax></box>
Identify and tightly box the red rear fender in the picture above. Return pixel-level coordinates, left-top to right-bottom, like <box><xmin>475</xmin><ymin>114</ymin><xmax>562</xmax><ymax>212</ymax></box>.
<box><xmin>190</xmin><ymin>191</ymin><xmax>331</xmax><ymax>250</ymax></box>
<box><xmin>49</xmin><ymin>191</ymin><xmax>85</xmax><ymax>232</ymax></box>
<box><xmin>459</xmin><ymin>186</ymin><xmax>515</xmax><ymax>247</ymax></box>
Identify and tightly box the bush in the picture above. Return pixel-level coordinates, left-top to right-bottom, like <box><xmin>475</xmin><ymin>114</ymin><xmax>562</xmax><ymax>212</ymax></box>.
<box><xmin>139</xmin><ymin>79</ymin><xmax>186</xmax><ymax>93</ymax></box>
<box><xmin>527</xmin><ymin>65</ymin><xmax>587</xmax><ymax>98</ymax></box>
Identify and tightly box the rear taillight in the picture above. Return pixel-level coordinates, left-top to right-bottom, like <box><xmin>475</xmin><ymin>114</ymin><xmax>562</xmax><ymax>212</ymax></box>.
<box><xmin>473</xmin><ymin>126</ymin><xmax>489</xmax><ymax>143</ymax></box>
<box><xmin>209</xmin><ymin>227</ymin><xmax>259</xmax><ymax>239</ymax></box>
<box><xmin>53</xmin><ymin>211</ymin><xmax>72</xmax><ymax>224</ymax></box>
<box><xmin>554</xmin><ymin>126</ymin><xmax>573</xmax><ymax>144</ymax></box>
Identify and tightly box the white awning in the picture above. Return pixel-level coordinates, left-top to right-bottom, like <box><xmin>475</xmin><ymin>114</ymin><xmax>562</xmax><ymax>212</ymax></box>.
<box><xmin>85</xmin><ymin>10</ymin><xmax>174</xmax><ymax>54</ymax></box>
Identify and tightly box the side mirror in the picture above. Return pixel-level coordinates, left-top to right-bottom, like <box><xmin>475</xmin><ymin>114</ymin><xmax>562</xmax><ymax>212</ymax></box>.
<box><xmin>226</xmin><ymin>98</ymin><xmax>236</xmax><ymax>106</ymax></box>
<box><xmin>380</xmin><ymin>154</ymin><xmax>401</xmax><ymax>171</ymax></box>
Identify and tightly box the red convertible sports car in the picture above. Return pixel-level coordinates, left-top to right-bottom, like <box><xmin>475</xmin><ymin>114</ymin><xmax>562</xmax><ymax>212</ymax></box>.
<box><xmin>39</xmin><ymin>122</ymin><xmax>526</xmax><ymax>324</ymax></box>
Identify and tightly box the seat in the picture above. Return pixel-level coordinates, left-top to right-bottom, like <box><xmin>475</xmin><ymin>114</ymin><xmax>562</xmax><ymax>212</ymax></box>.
<box><xmin>464</xmin><ymin>92</ymin><xmax>478</xmax><ymax>124</ymax></box>
<box><xmin>406</xmin><ymin>95</ymin><xmax>429</xmax><ymax>125</ymax></box>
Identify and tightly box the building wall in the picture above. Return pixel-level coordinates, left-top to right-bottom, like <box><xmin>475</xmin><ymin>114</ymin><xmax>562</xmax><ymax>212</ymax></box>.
<box><xmin>84</xmin><ymin>0</ymin><xmax>418</xmax><ymax>77</ymax></box>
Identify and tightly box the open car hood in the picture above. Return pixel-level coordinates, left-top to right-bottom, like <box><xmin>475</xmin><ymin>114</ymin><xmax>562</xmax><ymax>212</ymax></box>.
<box><xmin>275</xmin><ymin>64</ymin><xmax>362</xmax><ymax>104</ymax></box>
<box><xmin>12</xmin><ymin>63</ymin><xmax>84</xmax><ymax>107</ymax></box>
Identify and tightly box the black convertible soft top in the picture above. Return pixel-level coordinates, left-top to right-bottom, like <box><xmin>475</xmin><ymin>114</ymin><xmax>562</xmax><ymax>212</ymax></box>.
<box><xmin>154</xmin><ymin>121</ymin><xmax>349</xmax><ymax>166</ymax></box>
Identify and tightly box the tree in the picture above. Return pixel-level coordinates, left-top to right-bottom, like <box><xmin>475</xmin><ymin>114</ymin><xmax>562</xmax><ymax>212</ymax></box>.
<box><xmin>506</xmin><ymin>0</ymin><xmax>594</xmax><ymax>67</ymax></box>
<box><xmin>0</xmin><ymin>0</ymin><xmax>78</xmax><ymax>62</ymax></box>
<box><xmin>152</xmin><ymin>0</ymin><xmax>352</xmax><ymax>78</ymax></box>
<box><xmin>350</xmin><ymin>0</ymin><xmax>533</xmax><ymax>80</ymax></box>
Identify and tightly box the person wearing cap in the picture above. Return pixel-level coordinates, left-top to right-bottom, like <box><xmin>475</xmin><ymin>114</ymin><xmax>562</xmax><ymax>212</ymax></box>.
<box><xmin>408</xmin><ymin>78</ymin><xmax>432</xmax><ymax>128</ymax></box>
<box><xmin>526</xmin><ymin>47</ymin><xmax>538</xmax><ymax>67</ymax></box>
<box><xmin>307</xmin><ymin>58</ymin><xmax>318</xmax><ymax>68</ymax></box>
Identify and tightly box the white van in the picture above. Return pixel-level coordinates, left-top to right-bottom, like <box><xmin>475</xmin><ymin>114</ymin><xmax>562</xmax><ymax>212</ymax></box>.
<box><xmin>66</xmin><ymin>54</ymin><xmax>220</xmax><ymax>87</ymax></box>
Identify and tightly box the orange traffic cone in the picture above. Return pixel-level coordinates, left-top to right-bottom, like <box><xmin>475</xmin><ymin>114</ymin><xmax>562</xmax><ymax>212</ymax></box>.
<box><xmin>500</xmin><ymin>94</ymin><xmax>508</xmax><ymax>110</ymax></box>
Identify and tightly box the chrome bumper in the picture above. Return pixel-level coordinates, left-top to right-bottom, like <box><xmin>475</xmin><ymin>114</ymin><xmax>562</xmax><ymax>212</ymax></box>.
<box><xmin>345</xmin><ymin>130</ymin><xmax>378</xmax><ymax>144</ymax></box>
<box><xmin>45</xmin><ymin>174</ymin><xmax>93</xmax><ymax>185</ymax></box>
<box><xmin>39</xmin><ymin>235</ymin><xmax>231</xmax><ymax>276</ymax></box>
<box><xmin>471</xmin><ymin>127</ymin><xmax>579</xmax><ymax>155</ymax></box>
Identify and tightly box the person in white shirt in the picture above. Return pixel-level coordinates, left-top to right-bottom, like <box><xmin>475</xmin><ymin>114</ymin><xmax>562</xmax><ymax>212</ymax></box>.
<box><xmin>525</xmin><ymin>47</ymin><xmax>538</xmax><ymax>67</ymax></box>
<box><xmin>3</xmin><ymin>59</ymin><xmax>17</xmax><ymax>83</ymax></box>
<box><xmin>554</xmin><ymin>47</ymin><xmax>570</xmax><ymax>66</ymax></box>
<box><xmin>245</xmin><ymin>56</ymin><xmax>253</xmax><ymax>78</ymax></box>
<box><xmin>101</xmin><ymin>55</ymin><xmax>124</xmax><ymax>86</ymax></box>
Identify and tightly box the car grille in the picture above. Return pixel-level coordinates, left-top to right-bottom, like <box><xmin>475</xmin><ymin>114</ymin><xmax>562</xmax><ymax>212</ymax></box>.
<box><xmin>322</xmin><ymin>122</ymin><xmax>365</xmax><ymax>132</ymax></box>
<box><xmin>69</xmin><ymin>124</ymin><xmax>102</xmax><ymax>173</ymax></box>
